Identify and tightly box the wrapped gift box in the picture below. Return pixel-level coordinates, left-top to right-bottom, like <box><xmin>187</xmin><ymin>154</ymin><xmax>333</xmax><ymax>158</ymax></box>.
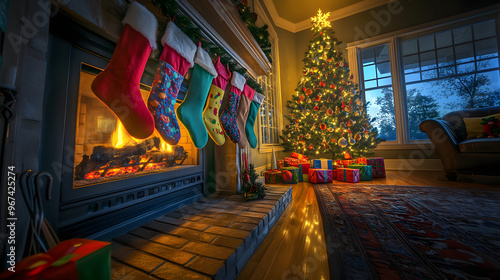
<box><xmin>356</xmin><ymin>157</ymin><xmax>368</xmax><ymax>165</ymax></box>
<box><xmin>367</xmin><ymin>157</ymin><xmax>386</xmax><ymax>178</ymax></box>
<box><xmin>265</xmin><ymin>169</ymin><xmax>282</xmax><ymax>184</ymax></box>
<box><xmin>308</xmin><ymin>169</ymin><xmax>333</xmax><ymax>183</ymax></box>
<box><xmin>336</xmin><ymin>168</ymin><xmax>360</xmax><ymax>183</ymax></box>
<box><xmin>0</xmin><ymin>239</ymin><xmax>111</xmax><ymax>280</ymax></box>
<box><xmin>289</xmin><ymin>162</ymin><xmax>310</xmax><ymax>182</ymax></box>
<box><xmin>347</xmin><ymin>164</ymin><xmax>373</xmax><ymax>181</ymax></box>
<box><xmin>310</xmin><ymin>159</ymin><xmax>333</xmax><ymax>170</ymax></box>
<box><xmin>280</xmin><ymin>167</ymin><xmax>299</xmax><ymax>184</ymax></box>
<box><xmin>341</xmin><ymin>159</ymin><xmax>356</xmax><ymax>167</ymax></box>
<box><xmin>290</xmin><ymin>152</ymin><xmax>309</xmax><ymax>161</ymax></box>
<box><xmin>283</xmin><ymin>157</ymin><xmax>308</xmax><ymax>167</ymax></box>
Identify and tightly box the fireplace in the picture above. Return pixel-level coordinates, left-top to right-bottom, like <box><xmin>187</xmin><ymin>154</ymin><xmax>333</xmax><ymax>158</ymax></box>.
<box><xmin>39</xmin><ymin>13</ymin><xmax>206</xmax><ymax>241</ymax></box>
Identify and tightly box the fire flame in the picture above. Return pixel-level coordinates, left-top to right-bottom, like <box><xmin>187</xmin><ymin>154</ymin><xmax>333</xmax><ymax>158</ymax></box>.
<box><xmin>112</xmin><ymin>121</ymin><xmax>171</xmax><ymax>152</ymax></box>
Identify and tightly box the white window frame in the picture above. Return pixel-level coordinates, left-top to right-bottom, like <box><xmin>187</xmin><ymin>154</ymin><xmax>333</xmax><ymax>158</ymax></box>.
<box><xmin>254</xmin><ymin>1</ymin><xmax>284</xmax><ymax>153</ymax></box>
<box><xmin>347</xmin><ymin>9</ymin><xmax>500</xmax><ymax>149</ymax></box>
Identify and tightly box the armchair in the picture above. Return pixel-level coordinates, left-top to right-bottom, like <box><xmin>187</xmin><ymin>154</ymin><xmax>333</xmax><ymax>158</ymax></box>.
<box><xmin>419</xmin><ymin>106</ymin><xmax>500</xmax><ymax>180</ymax></box>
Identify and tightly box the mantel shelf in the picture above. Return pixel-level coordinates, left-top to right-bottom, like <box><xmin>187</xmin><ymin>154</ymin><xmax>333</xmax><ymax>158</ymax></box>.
<box><xmin>177</xmin><ymin>0</ymin><xmax>271</xmax><ymax>78</ymax></box>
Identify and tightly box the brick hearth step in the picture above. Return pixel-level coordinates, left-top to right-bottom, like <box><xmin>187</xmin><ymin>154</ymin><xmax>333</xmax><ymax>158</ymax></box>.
<box><xmin>111</xmin><ymin>186</ymin><xmax>292</xmax><ymax>280</ymax></box>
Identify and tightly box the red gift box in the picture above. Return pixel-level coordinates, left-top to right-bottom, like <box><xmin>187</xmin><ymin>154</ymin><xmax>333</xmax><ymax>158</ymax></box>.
<box><xmin>283</xmin><ymin>157</ymin><xmax>308</xmax><ymax>166</ymax></box>
<box><xmin>0</xmin><ymin>239</ymin><xmax>110</xmax><ymax>280</ymax></box>
<box><xmin>367</xmin><ymin>157</ymin><xmax>386</xmax><ymax>178</ymax></box>
<box><xmin>341</xmin><ymin>159</ymin><xmax>356</xmax><ymax>167</ymax></box>
<box><xmin>308</xmin><ymin>169</ymin><xmax>333</xmax><ymax>183</ymax></box>
<box><xmin>356</xmin><ymin>157</ymin><xmax>368</xmax><ymax>165</ymax></box>
<box><xmin>336</xmin><ymin>168</ymin><xmax>360</xmax><ymax>183</ymax></box>
<box><xmin>291</xmin><ymin>152</ymin><xmax>309</xmax><ymax>161</ymax></box>
<box><xmin>265</xmin><ymin>169</ymin><xmax>282</xmax><ymax>184</ymax></box>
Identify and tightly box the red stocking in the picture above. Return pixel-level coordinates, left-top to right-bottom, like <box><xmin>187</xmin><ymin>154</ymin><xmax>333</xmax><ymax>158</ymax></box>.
<box><xmin>91</xmin><ymin>2</ymin><xmax>157</xmax><ymax>139</ymax></box>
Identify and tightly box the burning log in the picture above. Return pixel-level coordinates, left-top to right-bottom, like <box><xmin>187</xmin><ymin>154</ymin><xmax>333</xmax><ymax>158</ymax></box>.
<box><xmin>90</xmin><ymin>138</ymin><xmax>159</xmax><ymax>163</ymax></box>
<box><xmin>74</xmin><ymin>138</ymin><xmax>189</xmax><ymax>181</ymax></box>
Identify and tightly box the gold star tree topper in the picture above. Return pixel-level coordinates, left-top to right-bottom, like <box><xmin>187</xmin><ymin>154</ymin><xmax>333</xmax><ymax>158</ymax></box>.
<box><xmin>311</xmin><ymin>9</ymin><xmax>331</xmax><ymax>30</ymax></box>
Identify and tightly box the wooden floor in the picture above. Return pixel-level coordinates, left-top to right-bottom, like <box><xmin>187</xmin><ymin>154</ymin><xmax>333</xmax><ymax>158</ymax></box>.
<box><xmin>237</xmin><ymin>171</ymin><xmax>499</xmax><ymax>280</ymax></box>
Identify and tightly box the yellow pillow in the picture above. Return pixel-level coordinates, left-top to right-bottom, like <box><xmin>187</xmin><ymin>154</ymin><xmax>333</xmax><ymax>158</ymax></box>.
<box><xmin>463</xmin><ymin>113</ymin><xmax>500</xmax><ymax>139</ymax></box>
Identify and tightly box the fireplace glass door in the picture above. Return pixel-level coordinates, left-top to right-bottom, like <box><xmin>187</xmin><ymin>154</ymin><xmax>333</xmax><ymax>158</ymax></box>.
<box><xmin>73</xmin><ymin>64</ymin><xmax>199</xmax><ymax>188</ymax></box>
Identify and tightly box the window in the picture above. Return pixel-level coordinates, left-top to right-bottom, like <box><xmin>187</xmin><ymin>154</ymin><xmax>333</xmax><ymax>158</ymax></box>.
<box><xmin>258</xmin><ymin>72</ymin><xmax>280</xmax><ymax>145</ymax></box>
<box><xmin>352</xmin><ymin>17</ymin><xmax>500</xmax><ymax>144</ymax></box>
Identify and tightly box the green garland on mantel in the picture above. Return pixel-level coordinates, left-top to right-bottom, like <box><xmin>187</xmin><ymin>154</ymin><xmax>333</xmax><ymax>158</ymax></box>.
<box><xmin>150</xmin><ymin>0</ymin><xmax>272</xmax><ymax>94</ymax></box>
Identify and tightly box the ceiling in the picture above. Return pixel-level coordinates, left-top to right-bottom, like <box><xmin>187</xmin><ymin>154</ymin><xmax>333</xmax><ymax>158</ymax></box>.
<box><xmin>262</xmin><ymin>0</ymin><xmax>395</xmax><ymax>33</ymax></box>
<box><xmin>272</xmin><ymin>0</ymin><xmax>365</xmax><ymax>23</ymax></box>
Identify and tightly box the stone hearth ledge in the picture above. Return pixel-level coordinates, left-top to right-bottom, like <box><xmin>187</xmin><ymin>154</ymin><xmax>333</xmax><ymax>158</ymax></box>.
<box><xmin>110</xmin><ymin>185</ymin><xmax>292</xmax><ymax>280</ymax></box>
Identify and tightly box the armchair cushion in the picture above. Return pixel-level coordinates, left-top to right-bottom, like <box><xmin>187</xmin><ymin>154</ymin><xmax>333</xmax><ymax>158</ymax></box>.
<box><xmin>463</xmin><ymin>113</ymin><xmax>500</xmax><ymax>139</ymax></box>
<box><xmin>459</xmin><ymin>138</ymin><xmax>500</xmax><ymax>153</ymax></box>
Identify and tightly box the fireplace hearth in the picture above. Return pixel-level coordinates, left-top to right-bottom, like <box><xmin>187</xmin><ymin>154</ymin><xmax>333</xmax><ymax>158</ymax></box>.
<box><xmin>39</xmin><ymin>13</ymin><xmax>207</xmax><ymax>241</ymax></box>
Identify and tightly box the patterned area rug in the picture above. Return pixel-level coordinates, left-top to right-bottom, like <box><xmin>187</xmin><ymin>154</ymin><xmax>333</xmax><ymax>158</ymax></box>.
<box><xmin>313</xmin><ymin>184</ymin><xmax>500</xmax><ymax>280</ymax></box>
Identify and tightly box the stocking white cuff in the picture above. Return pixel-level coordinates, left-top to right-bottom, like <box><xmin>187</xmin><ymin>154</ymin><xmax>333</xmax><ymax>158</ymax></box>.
<box><xmin>194</xmin><ymin>46</ymin><xmax>218</xmax><ymax>77</ymax></box>
<box><xmin>122</xmin><ymin>2</ymin><xmax>158</xmax><ymax>50</ymax></box>
<box><xmin>162</xmin><ymin>22</ymin><xmax>197</xmax><ymax>67</ymax></box>
<box><xmin>231</xmin><ymin>72</ymin><xmax>246</xmax><ymax>92</ymax></box>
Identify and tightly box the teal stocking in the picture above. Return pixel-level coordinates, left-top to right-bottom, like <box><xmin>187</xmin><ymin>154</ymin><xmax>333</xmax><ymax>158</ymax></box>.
<box><xmin>245</xmin><ymin>92</ymin><xmax>265</xmax><ymax>149</ymax></box>
<box><xmin>177</xmin><ymin>46</ymin><xmax>217</xmax><ymax>149</ymax></box>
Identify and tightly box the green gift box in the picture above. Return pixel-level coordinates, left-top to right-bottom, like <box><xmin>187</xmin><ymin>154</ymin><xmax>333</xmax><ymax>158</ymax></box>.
<box><xmin>347</xmin><ymin>164</ymin><xmax>373</xmax><ymax>181</ymax></box>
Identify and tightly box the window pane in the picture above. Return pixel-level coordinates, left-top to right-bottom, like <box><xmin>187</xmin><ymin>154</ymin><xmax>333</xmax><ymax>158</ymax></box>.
<box><xmin>455</xmin><ymin>43</ymin><xmax>474</xmax><ymax>63</ymax></box>
<box><xmin>437</xmin><ymin>47</ymin><xmax>454</xmax><ymax>67</ymax></box>
<box><xmin>473</xmin><ymin>20</ymin><xmax>496</xmax><ymax>40</ymax></box>
<box><xmin>420</xmin><ymin>51</ymin><xmax>437</xmax><ymax>70</ymax></box>
<box><xmin>403</xmin><ymin>55</ymin><xmax>420</xmax><ymax>73</ymax></box>
<box><xmin>362</xmin><ymin>48</ymin><xmax>375</xmax><ymax>65</ymax></box>
<box><xmin>365</xmin><ymin>80</ymin><xmax>377</xmax><ymax>89</ymax></box>
<box><xmin>366</xmin><ymin>88</ymin><xmax>397</xmax><ymax>141</ymax></box>
<box><xmin>402</xmin><ymin>39</ymin><xmax>418</xmax><ymax>55</ymax></box>
<box><xmin>363</xmin><ymin>64</ymin><xmax>376</xmax><ymax>80</ymax></box>
<box><xmin>436</xmin><ymin>31</ymin><xmax>452</xmax><ymax>48</ymax></box>
<box><xmin>378</xmin><ymin>77</ymin><xmax>392</xmax><ymax>86</ymax></box>
<box><xmin>457</xmin><ymin>62</ymin><xmax>475</xmax><ymax>74</ymax></box>
<box><xmin>454</xmin><ymin>26</ymin><xmax>472</xmax><ymax>44</ymax></box>
<box><xmin>405</xmin><ymin>73</ymin><xmax>420</xmax><ymax>83</ymax></box>
<box><xmin>478</xmin><ymin>58</ymin><xmax>499</xmax><ymax>70</ymax></box>
<box><xmin>378</xmin><ymin>62</ymin><xmax>391</xmax><ymax>77</ymax></box>
<box><xmin>422</xmin><ymin>69</ymin><xmax>437</xmax><ymax>80</ymax></box>
<box><xmin>475</xmin><ymin>38</ymin><xmax>498</xmax><ymax>59</ymax></box>
<box><xmin>405</xmin><ymin>83</ymin><xmax>442</xmax><ymax>140</ymax></box>
<box><xmin>375</xmin><ymin>45</ymin><xmax>390</xmax><ymax>62</ymax></box>
<box><xmin>419</xmin><ymin>35</ymin><xmax>435</xmax><ymax>52</ymax></box>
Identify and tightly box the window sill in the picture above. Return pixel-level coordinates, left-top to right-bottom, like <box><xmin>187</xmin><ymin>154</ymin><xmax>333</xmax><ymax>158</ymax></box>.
<box><xmin>258</xmin><ymin>144</ymin><xmax>284</xmax><ymax>154</ymax></box>
<box><xmin>375</xmin><ymin>141</ymin><xmax>433</xmax><ymax>150</ymax></box>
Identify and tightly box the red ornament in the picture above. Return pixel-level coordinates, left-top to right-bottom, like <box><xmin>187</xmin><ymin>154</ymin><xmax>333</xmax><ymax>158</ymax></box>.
<box><xmin>334</xmin><ymin>75</ymin><xmax>337</xmax><ymax>78</ymax></box>
<box><xmin>308</xmin><ymin>144</ymin><xmax>314</xmax><ymax>150</ymax></box>
<box><xmin>299</xmin><ymin>135</ymin><xmax>303</xmax><ymax>140</ymax></box>
<box><xmin>314</xmin><ymin>106</ymin><xmax>319</xmax><ymax>111</ymax></box>
<box><xmin>282</xmin><ymin>170</ymin><xmax>293</xmax><ymax>182</ymax></box>
<box><xmin>319</xmin><ymin>81</ymin><xmax>325</xmax><ymax>87</ymax></box>
<box><xmin>320</xmin><ymin>124</ymin><xmax>327</xmax><ymax>130</ymax></box>
<box><xmin>330</xmin><ymin>84</ymin><xmax>336</xmax><ymax>89</ymax></box>
<box><xmin>320</xmin><ymin>32</ymin><xmax>322</xmax><ymax>35</ymax></box>
<box><xmin>336</xmin><ymin>63</ymin><xmax>340</xmax><ymax>67</ymax></box>
<box><xmin>330</xmin><ymin>138</ymin><xmax>336</xmax><ymax>143</ymax></box>
<box><xmin>302</xmin><ymin>87</ymin><xmax>307</xmax><ymax>92</ymax></box>
<box><xmin>341</xmin><ymin>102</ymin><xmax>346</xmax><ymax>109</ymax></box>
<box><xmin>327</xmin><ymin>109</ymin><xmax>333</xmax><ymax>116</ymax></box>
<box><xmin>306</xmin><ymin>89</ymin><xmax>313</xmax><ymax>96</ymax></box>
<box><xmin>314</xmin><ymin>95</ymin><xmax>321</xmax><ymax>101</ymax></box>
<box><xmin>299</xmin><ymin>95</ymin><xmax>305</xmax><ymax>102</ymax></box>
<box><xmin>344</xmin><ymin>152</ymin><xmax>352</xmax><ymax>159</ymax></box>
<box><xmin>340</xmin><ymin>87</ymin><xmax>344</xmax><ymax>91</ymax></box>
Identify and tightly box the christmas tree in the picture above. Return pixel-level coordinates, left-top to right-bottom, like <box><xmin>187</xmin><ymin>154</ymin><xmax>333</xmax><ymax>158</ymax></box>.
<box><xmin>280</xmin><ymin>10</ymin><xmax>381</xmax><ymax>159</ymax></box>
<box><xmin>241</xmin><ymin>164</ymin><xmax>266</xmax><ymax>200</ymax></box>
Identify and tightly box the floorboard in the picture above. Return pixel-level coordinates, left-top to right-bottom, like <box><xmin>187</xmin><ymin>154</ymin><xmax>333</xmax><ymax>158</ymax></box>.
<box><xmin>237</xmin><ymin>171</ymin><xmax>499</xmax><ymax>280</ymax></box>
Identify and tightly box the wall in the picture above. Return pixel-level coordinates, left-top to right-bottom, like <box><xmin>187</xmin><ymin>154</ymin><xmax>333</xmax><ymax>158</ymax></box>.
<box><xmin>274</xmin><ymin>0</ymin><xmax>499</xmax><ymax>164</ymax></box>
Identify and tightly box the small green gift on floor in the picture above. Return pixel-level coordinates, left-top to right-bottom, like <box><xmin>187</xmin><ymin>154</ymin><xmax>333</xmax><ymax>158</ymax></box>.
<box><xmin>347</xmin><ymin>164</ymin><xmax>373</xmax><ymax>181</ymax></box>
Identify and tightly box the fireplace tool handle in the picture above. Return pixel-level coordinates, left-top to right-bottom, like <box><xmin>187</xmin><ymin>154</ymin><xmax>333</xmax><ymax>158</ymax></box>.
<box><xmin>20</xmin><ymin>170</ymin><xmax>60</xmax><ymax>256</ymax></box>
